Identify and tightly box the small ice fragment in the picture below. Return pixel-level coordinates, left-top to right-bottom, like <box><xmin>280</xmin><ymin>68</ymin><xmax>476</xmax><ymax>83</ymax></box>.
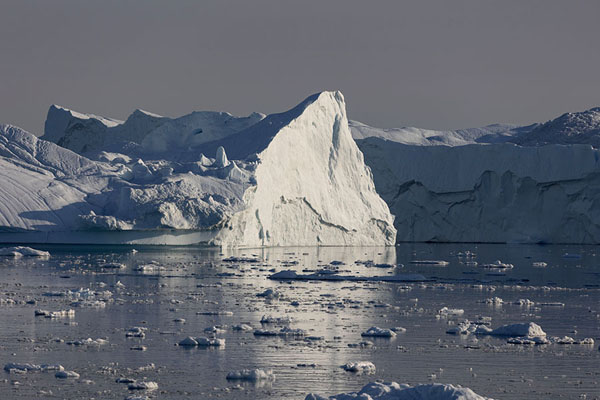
<box><xmin>438</xmin><ymin>307</ymin><xmax>465</xmax><ymax>317</ymax></box>
<box><xmin>178</xmin><ymin>337</ymin><xmax>198</xmax><ymax>347</ymax></box>
<box><xmin>342</xmin><ymin>361</ymin><xmax>376</xmax><ymax>374</ymax></box>
<box><xmin>257</xmin><ymin>288</ymin><xmax>280</xmax><ymax>299</ymax></box>
<box><xmin>125</xmin><ymin>327</ymin><xmax>147</xmax><ymax>338</ymax></box>
<box><xmin>361</xmin><ymin>327</ymin><xmax>396</xmax><ymax>338</ymax></box>
<box><xmin>409</xmin><ymin>260</ymin><xmax>449</xmax><ymax>266</ymax></box>
<box><xmin>128</xmin><ymin>381</ymin><xmax>158</xmax><ymax>391</ymax></box>
<box><xmin>480</xmin><ymin>260</ymin><xmax>513</xmax><ymax>269</ymax></box>
<box><xmin>55</xmin><ymin>370</ymin><xmax>79</xmax><ymax>379</ymax></box>
<box><xmin>195</xmin><ymin>337</ymin><xmax>225</xmax><ymax>347</ymax></box>
<box><xmin>232</xmin><ymin>324</ymin><xmax>253</xmax><ymax>331</ymax></box>
<box><xmin>226</xmin><ymin>369</ymin><xmax>275</xmax><ymax>381</ymax></box>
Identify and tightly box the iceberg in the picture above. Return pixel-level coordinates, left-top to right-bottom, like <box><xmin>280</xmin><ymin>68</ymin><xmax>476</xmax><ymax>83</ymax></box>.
<box><xmin>0</xmin><ymin>92</ymin><xmax>396</xmax><ymax>246</ymax></box>
<box><xmin>353</xmin><ymin>106</ymin><xmax>600</xmax><ymax>244</ymax></box>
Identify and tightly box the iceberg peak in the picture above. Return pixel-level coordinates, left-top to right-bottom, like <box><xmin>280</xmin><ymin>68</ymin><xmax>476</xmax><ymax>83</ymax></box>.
<box><xmin>215</xmin><ymin>146</ymin><xmax>229</xmax><ymax>168</ymax></box>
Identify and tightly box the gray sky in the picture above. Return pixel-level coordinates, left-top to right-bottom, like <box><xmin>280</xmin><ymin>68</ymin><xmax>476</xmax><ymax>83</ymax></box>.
<box><xmin>1</xmin><ymin>0</ymin><xmax>599</xmax><ymax>135</ymax></box>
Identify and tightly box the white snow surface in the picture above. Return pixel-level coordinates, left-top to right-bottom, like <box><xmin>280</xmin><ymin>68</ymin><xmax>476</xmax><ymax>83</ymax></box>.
<box><xmin>305</xmin><ymin>381</ymin><xmax>491</xmax><ymax>400</ymax></box>
<box><xmin>0</xmin><ymin>92</ymin><xmax>395</xmax><ymax>246</ymax></box>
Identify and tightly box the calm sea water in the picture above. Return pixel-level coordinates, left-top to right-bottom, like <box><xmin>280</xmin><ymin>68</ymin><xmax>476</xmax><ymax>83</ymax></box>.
<box><xmin>0</xmin><ymin>243</ymin><xmax>598</xmax><ymax>399</ymax></box>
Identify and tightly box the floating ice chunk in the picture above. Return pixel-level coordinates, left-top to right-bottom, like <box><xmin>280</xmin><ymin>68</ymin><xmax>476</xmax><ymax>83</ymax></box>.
<box><xmin>555</xmin><ymin>336</ymin><xmax>594</xmax><ymax>345</ymax></box>
<box><xmin>55</xmin><ymin>370</ymin><xmax>80</xmax><ymax>379</ymax></box>
<box><xmin>100</xmin><ymin>262</ymin><xmax>125</xmax><ymax>269</ymax></box>
<box><xmin>197</xmin><ymin>311</ymin><xmax>234</xmax><ymax>316</ymax></box>
<box><xmin>347</xmin><ymin>341</ymin><xmax>374</xmax><ymax>348</ymax></box>
<box><xmin>409</xmin><ymin>260</ymin><xmax>449</xmax><ymax>266</ymax></box>
<box><xmin>446</xmin><ymin>320</ymin><xmax>477</xmax><ymax>335</ymax></box>
<box><xmin>195</xmin><ymin>337</ymin><xmax>225</xmax><ymax>347</ymax></box>
<box><xmin>128</xmin><ymin>381</ymin><xmax>158</xmax><ymax>391</ymax></box>
<box><xmin>507</xmin><ymin>336</ymin><xmax>549</xmax><ymax>345</ymax></box>
<box><xmin>0</xmin><ymin>246</ymin><xmax>50</xmax><ymax>257</ymax></box>
<box><xmin>513</xmin><ymin>299</ymin><xmax>535</xmax><ymax>307</ymax></box>
<box><xmin>257</xmin><ymin>288</ymin><xmax>280</xmax><ymax>299</ymax></box>
<box><xmin>226</xmin><ymin>369</ymin><xmax>275</xmax><ymax>381</ymax></box>
<box><xmin>304</xmin><ymin>381</ymin><xmax>491</xmax><ymax>400</ymax></box>
<box><xmin>361</xmin><ymin>326</ymin><xmax>396</xmax><ymax>338</ymax></box>
<box><xmin>222</xmin><ymin>256</ymin><xmax>261</xmax><ymax>263</ymax></box>
<box><xmin>480</xmin><ymin>260</ymin><xmax>513</xmax><ymax>269</ymax></box>
<box><xmin>538</xmin><ymin>302</ymin><xmax>565</xmax><ymax>307</ymax></box>
<box><xmin>4</xmin><ymin>363</ymin><xmax>42</xmax><ymax>372</ymax></box>
<box><xmin>260</xmin><ymin>315</ymin><xmax>291</xmax><ymax>324</ymax></box>
<box><xmin>232</xmin><ymin>324</ymin><xmax>254</xmax><ymax>331</ymax></box>
<box><xmin>125</xmin><ymin>327</ymin><xmax>147</xmax><ymax>338</ymax></box>
<box><xmin>41</xmin><ymin>364</ymin><xmax>64</xmax><ymax>372</ymax></box>
<box><xmin>204</xmin><ymin>325</ymin><xmax>226</xmax><ymax>334</ymax></box>
<box><xmin>66</xmin><ymin>338</ymin><xmax>108</xmax><ymax>346</ymax></box>
<box><xmin>341</xmin><ymin>361</ymin><xmax>376</xmax><ymax>374</ymax></box>
<box><xmin>254</xmin><ymin>327</ymin><xmax>306</xmax><ymax>337</ymax></box>
<box><xmin>134</xmin><ymin>264</ymin><xmax>164</xmax><ymax>273</ymax></box>
<box><xmin>481</xmin><ymin>297</ymin><xmax>504</xmax><ymax>305</ymax></box>
<box><xmin>35</xmin><ymin>309</ymin><xmax>75</xmax><ymax>318</ymax></box>
<box><xmin>438</xmin><ymin>307</ymin><xmax>465</xmax><ymax>317</ymax></box>
<box><xmin>178</xmin><ymin>336</ymin><xmax>198</xmax><ymax>347</ymax></box>
<box><xmin>489</xmin><ymin>322</ymin><xmax>546</xmax><ymax>337</ymax></box>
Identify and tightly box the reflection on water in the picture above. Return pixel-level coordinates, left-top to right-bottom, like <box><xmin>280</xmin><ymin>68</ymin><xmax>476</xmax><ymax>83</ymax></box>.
<box><xmin>0</xmin><ymin>243</ymin><xmax>598</xmax><ymax>399</ymax></box>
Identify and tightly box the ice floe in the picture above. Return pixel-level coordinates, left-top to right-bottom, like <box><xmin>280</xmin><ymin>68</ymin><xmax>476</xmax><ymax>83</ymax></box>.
<box><xmin>341</xmin><ymin>361</ymin><xmax>376</xmax><ymax>375</ymax></box>
<box><xmin>305</xmin><ymin>381</ymin><xmax>491</xmax><ymax>400</ymax></box>
<box><xmin>226</xmin><ymin>369</ymin><xmax>275</xmax><ymax>381</ymax></box>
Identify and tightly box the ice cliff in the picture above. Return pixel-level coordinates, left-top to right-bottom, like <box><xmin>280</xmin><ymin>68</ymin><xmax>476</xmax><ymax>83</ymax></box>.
<box><xmin>353</xmin><ymin>106</ymin><xmax>600</xmax><ymax>244</ymax></box>
<box><xmin>0</xmin><ymin>92</ymin><xmax>396</xmax><ymax>246</ymax></box>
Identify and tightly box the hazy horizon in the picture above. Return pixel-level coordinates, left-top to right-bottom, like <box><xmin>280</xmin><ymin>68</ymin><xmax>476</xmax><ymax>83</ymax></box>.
<box><xmin>1</xmin><ymin>0</ymin><xmax>599</xmax><ymax>135</ymax></box>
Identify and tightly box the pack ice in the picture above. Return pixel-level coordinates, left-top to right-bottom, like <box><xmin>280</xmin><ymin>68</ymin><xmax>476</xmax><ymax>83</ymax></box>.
<box><xmin>0</xmin><ymin>92</ymin><xmax>396</xmax><ymax>246</ymax></box>
<box><xmin>353</xmin><ymin>106</ymin><xmax>600</xmax><ymax>243</ymax></box>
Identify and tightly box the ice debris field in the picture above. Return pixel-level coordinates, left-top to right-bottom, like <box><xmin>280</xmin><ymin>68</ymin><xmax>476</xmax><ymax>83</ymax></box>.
<box><xmin>2</xmin><ymin>92</ymin><xmax>600</xmax><ymax>245</ymax></box>
<box><xmin>0</xmin><ymin>243</ymin><xmax>599</xmax><ymax>399</ymax></box>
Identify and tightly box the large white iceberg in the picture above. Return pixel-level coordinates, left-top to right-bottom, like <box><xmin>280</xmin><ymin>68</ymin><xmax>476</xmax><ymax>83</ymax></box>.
<box><xmin>0</xmin><ymin>91</ymin><xmax>396</xmax><ymax>246</ymax></box>
<box><xmin>305</xmin><ymin>381</ymin><xmax>491</xmax><ymax>400</ymax></box>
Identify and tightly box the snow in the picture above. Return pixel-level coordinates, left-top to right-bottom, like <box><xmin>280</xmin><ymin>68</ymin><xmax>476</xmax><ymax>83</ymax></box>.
<box><xmin>305</xmin><ymin>381</ymin><xmax>491</xmax><ymax>400</ymax></box>
<box><xmin>0</xmin><ymin>92</ymin><xmax>395</xmax><ymax>247</ymax></box>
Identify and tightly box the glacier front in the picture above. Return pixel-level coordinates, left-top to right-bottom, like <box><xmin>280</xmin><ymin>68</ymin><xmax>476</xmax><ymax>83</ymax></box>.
<box><xmin>353</xmin><ymin>106</ymin><xmax>600</xmax><ymax>244</ymax></box>
<box><xmin>0</xmin><ymin>92</ymin><xmax>396</xmax><ymax>246</ymax></box>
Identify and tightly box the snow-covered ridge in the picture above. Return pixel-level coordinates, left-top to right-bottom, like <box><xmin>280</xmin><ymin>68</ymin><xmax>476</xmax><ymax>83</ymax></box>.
<box><xmin>514</xmin><ymin>107</ymin><xmax>600</xmax><ymax>147</ymax></box>
<box><xmin>0</xmin><ymin>92</ymin><xmax>395</xmax><ymax>246</ymax></box>
<box><xmin>350</xmin><ymin>119</ymin><xmax>534</xmax><ymax>146</ymax></box>
<box><xmin>42</xmin><ymin>103</ymin><xmax>265</xmax><ymax>158</ymax></box>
